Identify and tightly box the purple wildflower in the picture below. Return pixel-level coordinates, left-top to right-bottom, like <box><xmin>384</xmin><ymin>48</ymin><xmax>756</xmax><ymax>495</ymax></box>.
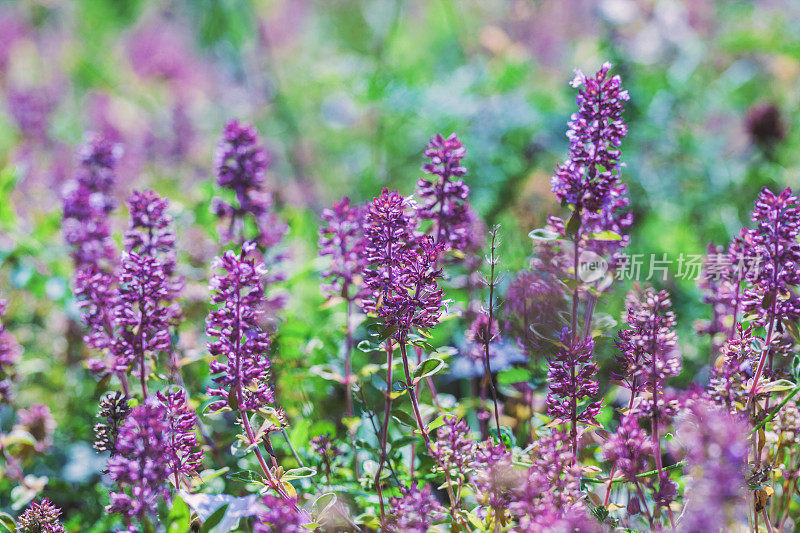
<box><xmin>7</xmin><ymin>85</ymin><xmax>57</xmax><ymax>142</ymax></box>
<box><xmin>17</xmin><ymin>499</ymin><xmax>66</xmax><ymax>533</ymax></box>
<box><xmin>675</xmin><ymin>400</ymin><xmax>749</xmax><ymax>530</ymax></box>
<box><xmin>212</xmin><ymin>119</ymin><xmax>286</xmax><ymax>247</ymax></box>
<box><xmin>708</xmin><ymin>326</ymin><xmax>755</xmax><ymax>413</ymax></box>
<box><xmin>0</xmin><ymin>295</ymin><xmax>20</xmax><ymax>404</ymax></box>
<box><xmin>546</xmin><ymin>327</ymin><xmax>601</xmax><ymax>453</ymax></box>
<box><xmin>743</xmin><ymin>187</ymin><xmax>800</xmax><ymax>325</ymax></box>
<box><xmin>504</xmin><ymin>269</ymin><xmax>564</xmax><ymax>358</ymax></box>
<box><xmin>384</xmin><ymin>484</ymin><xmax>444</xmax><ymax>533</ymax></box>
<box><xmin>318</xmin><ymin>197</ymin><xmax>367</xmax><ymax>301</ymax></box>
<box><xmin>157</xmin><ymin>388</ymin><xmax>203</xmax><ymax>485</ymax></box>
<box><xmin>107</xmin><ymin>398</ymin><xmax>172</xmax><ymax>521</ymax></box>
<box><xmin>415</xmin><ymin>133</ymin><xmax>471</xmax><ymax>251</ymax></box>
<box><xmin>549</xmin><ymin>62</ymin><xmax>631</xmax><ymax>256</ymax></box>
<box><xmin>15</xmin><ymin>404</ymin><xmax>56</xmax><ymax>453</ymax></box>
<box><xmin>471</xmin><ymin>441</ymin><xmax>524</xmax><ymax>520</ymax></box>
<box><xmin>362</xmin><ymin>190</ymin><xmax>444</xmax><ymax>332</ymax></box>
<box><xmin>74</xmin><ymin>267</ymin><xmax>122</xmax><ymax>379</ymax></box>
<box><xmin>254</xmin><ymin>495</ymin><xmax>306</xmax><ymax>533</ymax></box>
<box><xmin>61</xmin><ymin>133</ymin><xmax>122</xmax><ymax>269</ymax></box>
<box><xmin>93</xmin><ymin>391</ymin><xmax>132</xmax><ymax>454</ymax></box>
<box><xmin>513</xmin><ymin>431</ymin><xmax>592</xmax><ymax>530</ymax></box>
<box><xmin>433</xmin><ymin>416</ymin><xmax>477</xmax><ymax>477</ymax></box>
<box><xmin>206</xmin><ymin>241</ymin><xmax>275</xmax><ymax>413</ymax></box>
<box><xmin>602</xmin><ymin>415</ymin><xmax>653</xmax><ymax>482</ymax></box>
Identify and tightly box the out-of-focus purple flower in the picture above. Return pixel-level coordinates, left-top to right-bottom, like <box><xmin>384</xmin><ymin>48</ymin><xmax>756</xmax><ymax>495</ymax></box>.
<box><xmin>14</xmin><ymin>404</ymin><xmax>56</xmax><ymax>453</ymax></box>
<box><xmin>318</xmin><ymin>197</ymin><xmax>367</xmax><ymax>301</ymax></box>
<box><xmin>74</xmin><ymin>267</ymin><xmax>122</xmax><ymax>379</ymax></box>
<box><xmin>61</xmin><ymin>133</ymin><xmax>122</xmax><ymax>269</ymax></box>
<box><xmin>93</xmin><ymin>391</ymin><xmax>132</xmax><ymax>455</ymax></box>
<box><xmin>513</xmin><ymin>431</ymin><xmax>593</xmax><ymax>530</ymax></box>
<box><xmin>504</xmin><ymin>269</ymin><xmax>564</xmax><ymax>358</ymax></box>
<box><xmin>602</xmin><ymin>415</ymin><xmax>653</xmax><ymax>482</ymax></box>
<box><xmin>157</xmin><ymin>388</ymin><xmax>203</xmax><ymax>483</ymax></box>
<box><xmin>384</xmin><ymin>484</ymin><xmax>444</xmax><ymax>533</ymax></box>
<box><xmin>695</xmin><ymin>239</ymin><xmax>745</xmax><ymax>353</ymax></box>
<box><xmin>107</xmin><ymin>398</ymin><xmax>171</xmax><ymax>520</ymax></box>
<box><xmin>17</xmin><ymin>498</ymin><xmax>66</xmax><ymax>533</ymax></box>
<box><xmin>615</xmin><ymin>288</ymin><xmax>681</xmax><ymax>395</ymax></box>
<box><xmin>433</xmin><ymin>416</ymin><xmax>477</xmax><ymax>477</ymax></box>
<box><xmin>547</xmin><ymin>327</ymin><xmax>601</xmax><ymax>427</ymax></box>
<box><xmin>254</xmin><ymin>495</ymin><xmax>306</xmax><ymax>533</ymax></box>
<box><xmin>548</xmin><ymin>62</ymin><xmax>631</xmax><ymax>257</ymax></box>
<box><xmin>416</xmin><ymin>133</ymin><xmax>471</xmax><ymax>252</ymax></box>
<box><xmin>212</xmin><ymin>119</ymin><xmax>286</xmax><ymax>248</ymax></box>
<box><xmin>206</xmin><ymin>241</ymin><xmax>275</xmax><ymax>413</ymax></box>
<box><xmin>675</xmin><ymin>400</ymin><xmax>749</xmax><ymax>530</ymax></box>
<box><xmin>708</xmin><ymin>326</ymin><xmax>755</xmax><ymax>413</ymax></box>
<box><xmin>362</xmin><ymin>190</ymin><xmax>444</xmax><ymax>332</ymax></box>
<box><xmin>743</xmin><ymin>187</ymin><xmax>800</xmax><ymax>325</ymax></box>
<box><xmin>7</xmin><ymin>85</ymin><xmax>58</xmax><ymax>142</ymax></box>
<box><xmin>471</xmin><ymin>441</ymin><xmax>524</xmax><ymax>519</ymax></box>
<box><xmin>0</xmin><ymin>295</ymin><xmax>20</xmax><ymax>405</ymax></box>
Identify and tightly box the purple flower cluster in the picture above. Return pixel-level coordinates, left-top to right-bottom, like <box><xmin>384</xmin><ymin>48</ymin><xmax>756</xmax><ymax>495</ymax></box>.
<box><xmin>743</xmin><ymin>187</ymin><xmax>800</xmax><ymax>324</ymax></box>
<box><xmin>415</xmin><ymin>133</ymin><xmax>471</xmax><ymax>251</ymax></box>
<box><xmin>318</xmin><ymin>197</ymin><xmax>367</xmax><ymax>301</ymax></box>
<box><xmin>15</xmin><ymin>403</ymin><xmax>55</xmax><ymax>453</ymax></box>
<box><xmin>17</xmin><ymin>499</ymin><xmax>66</xmax><ymax>533</ymax></box>
<box><xmin>212</xmin><ymin>119</ymin><xmax>286</xmax><ymax>247</ymax></box>
<box><xmin>0</xmin><ymin>295</ymin><xmax>20</xmax><ymax>405</ymax></box>
<box><xmin>676</xmin><ymin>400</ymin><xmax>749</xmax><ymax>530</ymax></box>
<box><xmin>61</xmin><ymin>133</ymin><xmax>121</xmax><ymax>269</ymax></box>
<box><xmin>361</xmin><ymin>189</ymin><xmax>444</xmax><ymax>332</ymax></box>
<box><xmin>206</xmin><ymin>241</ymin><xmax>275</xmax><ymax>412</ymax></box>
<box><xmin>602</xmin><ymin>415</ymin><xmax>653</xmax><ymax>482</ymax></box>
<box><xmin>504</xmin><ymin>269</ymin><xmax>563</xmax><ymax>357</ymax></box>
<box><xmin>470</xmin><ymin>441</ymin><xmax>522</xmax><ymax>518</ymax></box>
<box><xmin>514</xmin><ymin>431</ymin><xmax>593</xmax><ymax>530</ymax></box>
<box><xmin>432</xmin><ymin>415</ymin><xmax>476</xmax><ymax>476</ymax></box>
<box><xmin>384</xmin><ymin>484</ymin><xmax>444</xmax><ymax>533</ymax></box>
<box><xmin>157</xmin><ymin>388</ymin><xmax>203</xmax><ymax>484</ymax></box>
<box><xmin>616</xmin><ymin>287</ymin><xmax>681</xmax><ymax>395</ymax></box>
<box><xmin>546</xmin><ymin>327</ymin><xmax>601</xmax><ymax>429</ymax></box>
<box><xmin>695</xmin><ymin>238</ymin><xmax>745</xmax><ymax>352</ymax></box>
<box><xmin>708</xmin><ymin>327</ymin><xmax>755</xmax><ymax>412</ymax></box>
<box><xmin>254</xmin><ymin>495</ymin><xmax>306</xmax><ymax>533</ymax></box>
<box><xmin>93</xmin><ymin>391</ymin><xmax>132</xmax><ymax>454</ymax></box>
<box><xmin>549</xmin><ymin>62</ymin><xmax>631</xmax><ymax>254</ymax></box>
<box><xmin>107</xmin><ymin>398</ymin><xmax>172</xmax><ymax>520</ymax></box>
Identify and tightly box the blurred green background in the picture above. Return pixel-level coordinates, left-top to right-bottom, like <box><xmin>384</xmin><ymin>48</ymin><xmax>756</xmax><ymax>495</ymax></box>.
<box><xmin>1</xmin><ymin>0</ymin><xmax>799</xmax><ymax>528</ymax></box>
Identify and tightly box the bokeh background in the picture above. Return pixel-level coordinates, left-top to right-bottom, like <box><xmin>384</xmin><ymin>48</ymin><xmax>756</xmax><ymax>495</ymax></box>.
<box><xmin>1</xmin><ymin>0</ymin><xmax>799</xmax><ymax>529</ymax></box>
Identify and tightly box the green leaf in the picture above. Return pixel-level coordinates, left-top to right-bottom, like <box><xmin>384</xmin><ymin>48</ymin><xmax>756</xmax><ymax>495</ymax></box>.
<box><xmin>227</xmin><ymin>387</ymin><xmax>239</xmax><ymax>411</ymax></box>
<box><xmin>0</xmin><ymin>513</ymin><xmax>15</xmax><ymax>533</ymax></box>
<box><xmin>497</xmin><ymin>368</ymin><xmax>532</xmax><ymax>385</ymax></box>
<box><xmin>412</xmin><ymin>358</ymin><xmax>445</xmax><ymax>381</ymax></box>
<box><xmin>565</xmin><ymin>209</ymin><xmax>581</xmax><ymax>238</ymax></box>
<box><xmin>168</xmin><ymin>494</ymin><xmax>191</xmax><ymax>533</ymax></box>
<box><xmin>200</xmin><ymin>504</ymin><xmax>229</xmax><ymax>533</ymax></box>
<box><xmin>391</xmin><ymin>409</ymin><xmax>417</xmax><ymax>428</ymax></box>
<box><xmin>587</xmin><ymin>230</ymin><xmax>622</xmax><ymax>241</ymax></box>
<box><xmin>312</xmin><ymin>492</ymin><xmax>337</xmax><ymax>518</ymax></box>
<box><xmin>357</xmin><ymin>340</ymin><xmax>380</xmax><ymax>352</ymax></box>
<box><xmin>528</xmin><ymin>228</ymin><xmax>559</xmax><ymax>241</ymax></box>
<box><xmin>227</xmin><ymin>469</ymin><xmax>265</xmax><ymax>484</ymax></box>
<box><xmin>389</xmin><ymin>435</ymin><xmax>418</xmax><ymax>453</ymax></box>
<box><xmin>283</xmin><ymin>467</ymin><xmax>317</xmax><ymax>480</ymax></box>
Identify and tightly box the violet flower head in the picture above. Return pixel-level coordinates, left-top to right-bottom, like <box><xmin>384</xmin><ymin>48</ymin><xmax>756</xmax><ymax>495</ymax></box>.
<box><xmin>743</xmin><ymin>187</ymin><xmax>800</xmax><ymax>324</ymax></box>
<box><xmin>61</xmin><ymin>133</ymin><xmax>122</xmax><ymax>269</ymax></box>
<box><xmin>433</xmin><ymin>415</ymin><xmax>477</xmax><ymax>477</ymax></box>
<box><xmin>74</xmin><ymin>267</ymin><xmax>121</xmax><ymax>378</ymax></box>
<box><xmin>107</xmin><ymin>398</ymin><xmax>171</xmax><ymax>520</ymax></box>
<box><xmin>7</xmin><ymin>85</ymin><xmax>57</xmax><ymax>142</ymax></box>
<box><xmin>513</xmin><ymin>431</ymin><xmax>590</xmax><ymax>529</ymax></box>
<box><xmin>0</xmin><ymin>295</ymin><xmax>20</xmax><ymax>405</ymax></box>
<box><xmin>212</xmin><ymin>119</ymin><xmax>286</xmax><ymax>247</ymax></box>
<box><xmin>546</xmin><ymin>327</ymin><xmax>601</xmax><ymax>426</ymax></box>
<box><xmin>601</xmin><ymin>414</ymin><xmax>653</xmax><ymax>482</ymax></box>
<box><xmin>206</xmin><ymin>241</ymin><xmax>274</xmax><ymax>413</ymax></box>
<box><xmin>157</xmin><ymin>388</ymin><xmax>203</xmax><ymax>481</ymax></box>
<box><xmin>17</xmin><ymin>499</ymin><xmax>66</xmax><ymax>533</ymax></box>
<box><xmin>708</xmin><ymin>326</ymin><xmax>755</xmax><ymax>413</ymax></box>
<box><xmin>695</xmin><ymin>240</ymin><xmax>743</xmax><ymax>351</ymax></box>
<box><xmin>384</xmin><ymin>484</ymin><xmax>444</xmax><ymax>533</ymax></box>
<box><xmin>124</xmin><ymin>189</ymin><xmax>177</xmax><ymax>262</ymax></box>
<box><xmin>362</xmin><ymin>190</ymin><xmax>444</xmax><ymax>332</ymax></box>
<box><xmin>549</xmin><ymin>62</ymin><xmax>631</xmax><ymax>256</ymax></box>
<box><xmin>471</xmin><ymin>441</ymin><xmax>523</xmax><ymax>518</ymax></box>
<box><xmin>15</xmin><ymin>404</ymin><xmax>56</xmax><ymax>453</ymax></box>
<box><xmin>254</xmin><ymin>495</ymin><xmax>306</xmax><ymax>533</ymax></box>
<box><xmin>416</xmin><ymin>133</ymin><xmax>471</xmax><ymax>251</ymax></box>
<box><xmin>94</xmin><ymin>391</ymin><xmax>132</xmax><ymax>454</ymax></box>
<box><xmin>676</xmin><ymin>400</ymin><xmax>749</xmax><ymax>530</ymax></box>
<box><xmin>616</xmin><ymin>287</ymin><xmax>681</xmax><ymax>393</ymax></box>
<box><xmin>318</xmin><ymin>197</ymin><xmax>367</xmax><ymax>301</ymax></box>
